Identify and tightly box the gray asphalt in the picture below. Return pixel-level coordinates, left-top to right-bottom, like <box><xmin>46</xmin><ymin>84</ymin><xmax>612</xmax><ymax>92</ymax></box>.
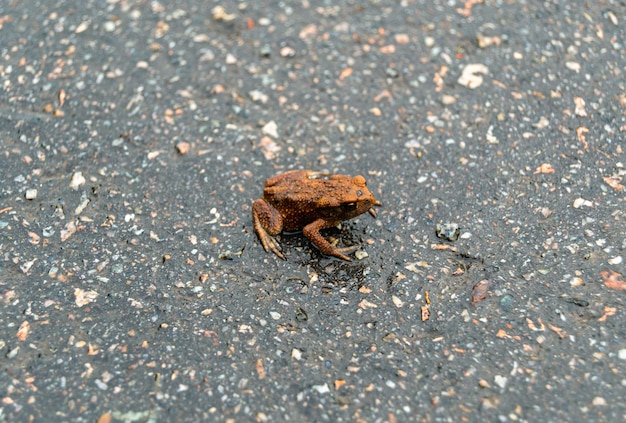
<box><xmin>1</xmin><ymin>0</ymin><xmax>625</xmax><ymax>422</ymax></box>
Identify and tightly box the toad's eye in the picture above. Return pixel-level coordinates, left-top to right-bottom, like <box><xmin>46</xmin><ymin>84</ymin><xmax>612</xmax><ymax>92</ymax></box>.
<box><xmin>356</xmin><ymin>190</ymin><xmax>363</xmax><ymax>197</ymax></box>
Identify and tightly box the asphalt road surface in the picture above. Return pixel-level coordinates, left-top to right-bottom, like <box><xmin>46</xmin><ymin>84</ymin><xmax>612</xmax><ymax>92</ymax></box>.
<box><xmin>1</xmin><ymin>0</ymin><xmax>625</xmax><ymax>422</ymax></box>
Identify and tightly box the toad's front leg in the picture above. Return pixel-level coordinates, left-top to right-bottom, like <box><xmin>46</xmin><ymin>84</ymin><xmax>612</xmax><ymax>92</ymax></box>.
<box><xmin>302</xmin><ymin>219</ymin><xmax>353</xmax><ymax>261</ymax></box>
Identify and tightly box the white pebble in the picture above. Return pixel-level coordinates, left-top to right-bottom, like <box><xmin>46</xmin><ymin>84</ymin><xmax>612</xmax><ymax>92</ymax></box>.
<box><xmin>25</xmin><ymin>188</ymin><xmax>38</xmax><ymax>200</ymax></box>
<box><xmin>262</xmin><ymin>120</ymin><xmax>279</xmax><ymax>138</ymax></box>
<box><xmin>269</xmin><ymin>311</ymin><xmax>281</xmax><ymax>320</ymax></box>
<box><xmin>103</xmin><ymin>21</ymin><xmax>116</xmax><ymax>32</ymax></box>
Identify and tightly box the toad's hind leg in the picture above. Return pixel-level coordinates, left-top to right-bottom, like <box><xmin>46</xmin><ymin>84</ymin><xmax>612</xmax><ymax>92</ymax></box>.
<box><xmin>252</xmin><ymin>199</ymin><xmax>285</xmax><ymax>259</ymax></box>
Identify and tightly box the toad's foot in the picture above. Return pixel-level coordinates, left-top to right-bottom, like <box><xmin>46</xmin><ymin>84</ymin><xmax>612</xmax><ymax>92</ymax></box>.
<box><xmin>254</xmin><ymin>225</ymin><xmax>285</xmax><ymax>260</ymax></box>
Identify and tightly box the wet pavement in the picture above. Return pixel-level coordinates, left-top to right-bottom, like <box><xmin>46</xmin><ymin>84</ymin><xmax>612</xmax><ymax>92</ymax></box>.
<box><xmin>1</xmin><ymin>0</ymin><xmax>625</xmax><ymax>421</ymax></box>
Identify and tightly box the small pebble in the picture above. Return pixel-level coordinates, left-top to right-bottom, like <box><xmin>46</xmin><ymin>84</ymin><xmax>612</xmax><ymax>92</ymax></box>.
<box><xmin>25</xmin><ymin>188</ymin><xmax>38</xmax><ymax>200</ymax></box>
<box><xmin>280</xmin><ymin>46</ymin><xmax>296</xmax><ymax>57</ymax></box>
<box><xmin>385</xmin><ymin>67</ymin><xmax>399</xmax><ymax>78</ymax></box>
<box><xmin>592</xmin><ymin>397</ymin><xmax>607</xmax><ymax>406</ymax></box>
<box><xmin>7</xmin><ymin>346</ymin><xmax>20</xmax><ymax>359</ymax></box>
<box><xmin>436</xmin><ymin>223</ymin><xmax>460</xmax><ymax>241</ymax></box>
<box><xmin>70</xmin><ymin>171</ymin><xmax>86</xmax><ymax>190</ymax></box>
<box><xmin>259</xmin><ymin>44</ymin><xmax>271</xmax><ymax>57</ymax></box>
<box><xmin>499</xmin><ymin>295</ymin><xmax>514</xmax><ymax>311</ymax></box>
<box><xmin>291</xmin><ymin>348</ymin><xmax>303</xmax><ymax>360</ymax></box>
<box><xmin>311</xmin><ymin>384</ymin><xmax>330</xmax><ymax>394</ymax></box>
<box><xmin>494</xmin><ymin>375</ymin><xmax>508</xmax><ymax>389</ymax></box>
<box><xmin>103</xmin><ymin>21</ymin><xmax>116</xmax><ymax>32</ymax></box>
<box><xmin>176</xmin><ymin>142</ymin><xmax>190</xmax><ymax>155</ymax></box>
<box><xmin>354</xmin><ymin>250</ymin><xmax>369</xmax><ymax>260</ymax></box>
<box><xmin>441</xmin><ymin>95</ymin><xmax>457</xmax><ymax>105</ymax></box>
<box><xmin>608</xmin><ymin>256</ymin><xmax>622</xmax><ymax>265</ymax></box>
<box><xmin>95</xmin><ymin>379</ymin><xmax>108</xmax><ymax>390</ymax></box>
<box><xmin>269</xmin><ymin>311</ymin><xmax>281</xmax><ymax>320</ymax></box>
<box><xmin>262</xmin><ymin>120</ymin><xmax>278</xmax><ymax>138</ymax></box>
<box><xmin>391</xmin><ymin>295</ymin><xmax>404</xmax><ymax>308</ymax></box>
<box><xmin>295</xmin><ymin>307</ymin><xmax>308</xmax><ymax>321</ymax></box>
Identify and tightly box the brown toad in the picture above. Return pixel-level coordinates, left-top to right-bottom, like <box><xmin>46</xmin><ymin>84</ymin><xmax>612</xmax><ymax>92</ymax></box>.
<box><xmin>252</xmin><ymin>170</ymin><xmax>381</xmax><ymax>261</ymax></box>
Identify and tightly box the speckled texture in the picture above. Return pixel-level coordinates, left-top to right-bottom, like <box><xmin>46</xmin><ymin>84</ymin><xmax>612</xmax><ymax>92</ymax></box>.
<box><xmin>1</xmin><ymin>0</ymin><xmax>625</xmax><ymax>421</ymax></box>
